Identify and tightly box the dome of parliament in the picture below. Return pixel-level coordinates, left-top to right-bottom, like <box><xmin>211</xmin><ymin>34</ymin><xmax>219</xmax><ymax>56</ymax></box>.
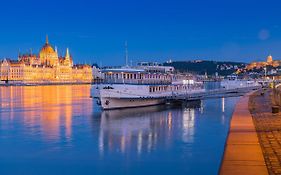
<box><xmin>40</xmin><ymin>36</ymin><xmax>55</xmax><ymax>55</ymax></box>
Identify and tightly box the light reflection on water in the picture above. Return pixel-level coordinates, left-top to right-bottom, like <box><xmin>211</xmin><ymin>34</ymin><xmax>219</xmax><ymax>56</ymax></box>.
<box><xmin>0</xmin><ymin>85</ymin><xmax>239</xmax><ymax>175</ymax></box>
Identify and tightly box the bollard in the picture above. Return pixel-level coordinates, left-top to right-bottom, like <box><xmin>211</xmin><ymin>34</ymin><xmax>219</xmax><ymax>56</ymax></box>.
<box><xmin>272</xmin><ymin>106</ymin><xmax>279</xmax><ymax>114</ymax></box>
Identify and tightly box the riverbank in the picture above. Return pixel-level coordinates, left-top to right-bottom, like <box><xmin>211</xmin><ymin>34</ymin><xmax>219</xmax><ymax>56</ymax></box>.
<box><xmin>220</xmin><ymin>92</ymin><xmax>268</xmax><ymax>175</ymax></box>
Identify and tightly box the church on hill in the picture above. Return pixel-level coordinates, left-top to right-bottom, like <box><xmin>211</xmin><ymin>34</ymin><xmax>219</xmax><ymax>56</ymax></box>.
<box><xmin>246</xmin><ymin>55</ymin><xmax>281</xmax><ymax>70</ymax></box>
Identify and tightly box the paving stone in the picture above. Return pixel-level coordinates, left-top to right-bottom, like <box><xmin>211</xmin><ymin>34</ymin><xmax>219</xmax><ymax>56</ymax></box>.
<box><xmin>249</xmin><ymin>89</ymin><xmax>281</xmax><ymax>174</ymax></box>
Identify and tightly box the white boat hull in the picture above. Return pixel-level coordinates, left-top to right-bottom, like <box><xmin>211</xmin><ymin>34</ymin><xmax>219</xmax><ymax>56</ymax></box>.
<box><xmin>91</xmin><ymin>83</ymin><xmax>204</xmax><ymax>110</ymax></box>
<box><xmin>97</xmin><ymin>97</ymin><xmax>166</xmax><ymax>110</ymax></box>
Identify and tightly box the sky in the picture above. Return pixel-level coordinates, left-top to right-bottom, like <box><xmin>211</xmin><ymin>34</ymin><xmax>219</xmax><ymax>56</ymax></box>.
<box><xmin>0</xmin><ymin>0</ymin><xmax>281</xmax><ymax>66</ymax></box>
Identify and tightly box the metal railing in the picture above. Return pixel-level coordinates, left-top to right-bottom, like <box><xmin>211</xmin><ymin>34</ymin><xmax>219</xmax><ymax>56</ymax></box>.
<box><xmin>102</xmin><ymin>79</ymin><xmax>171</xmax><ymax>85</ymax></box>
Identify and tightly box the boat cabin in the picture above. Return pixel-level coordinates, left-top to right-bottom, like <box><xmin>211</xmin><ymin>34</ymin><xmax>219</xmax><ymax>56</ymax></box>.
<box><xmin>102</xmin><ymin>68</ymin><xmax>172</xmax><ymax>85</ymax></box>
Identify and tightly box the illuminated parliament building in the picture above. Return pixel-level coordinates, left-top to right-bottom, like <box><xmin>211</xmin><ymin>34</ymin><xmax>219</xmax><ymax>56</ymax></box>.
<box><xmin>0</xmin><ymin>36</ymin><xmax>92</xmax><ymax>84</ymax></box>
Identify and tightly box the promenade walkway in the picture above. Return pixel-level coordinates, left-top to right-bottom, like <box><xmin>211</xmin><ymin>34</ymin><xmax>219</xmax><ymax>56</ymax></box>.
<box><xmin>249</xmin><ymin>89</ymin><xmax>281</xmax><ymax>174</ymax></box>
<box><xmin>220</xmin><ymin>93</ymin><xmax>268</xmax><ymax>175</ymax></box>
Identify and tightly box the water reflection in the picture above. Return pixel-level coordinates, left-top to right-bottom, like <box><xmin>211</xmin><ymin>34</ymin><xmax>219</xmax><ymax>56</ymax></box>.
<box><xmin>97</xmin><ymin>101</ymin><xmax>201</xmax><ymax>155</ymax></box>
<box><xmin>0</xmin><ymin>85</ymin><xmax>93</xmax><ymax>142</ymax></box>
<box><xmin>182</xmin><ymin>108</ymin><xmax>195</xmax><ymax>143</ymax></box>
<box><xmin>222</xmin><ymin>97</ymin><xmax>225</xmax><ymax>113</ymax></box>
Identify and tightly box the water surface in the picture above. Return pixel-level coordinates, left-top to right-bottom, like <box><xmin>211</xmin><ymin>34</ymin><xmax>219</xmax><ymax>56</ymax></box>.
<box><xmin>0</xmin><ymin>85</ymin><xmax>239</xmax><ymax>175</ymax></box>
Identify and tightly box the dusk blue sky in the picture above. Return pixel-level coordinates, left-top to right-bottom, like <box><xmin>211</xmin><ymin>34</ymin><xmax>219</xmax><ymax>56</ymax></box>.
<box><xmin>0</xmin><ymin>0</ymin><xmax>281</xmax><ymax>66</ymax></box>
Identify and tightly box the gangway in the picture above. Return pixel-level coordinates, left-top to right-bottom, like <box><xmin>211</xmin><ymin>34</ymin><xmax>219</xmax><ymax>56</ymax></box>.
<box><xmin>167</xmin><ymin>86</ymin><xmax>261</xmax><ymax>102</ymax></box>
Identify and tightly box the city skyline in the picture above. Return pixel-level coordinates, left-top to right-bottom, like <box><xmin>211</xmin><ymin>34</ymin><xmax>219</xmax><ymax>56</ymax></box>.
<box><xmin>1</xmin><ymin>0</ymin><xmax>281</xmax><ymax>65</ymax></box>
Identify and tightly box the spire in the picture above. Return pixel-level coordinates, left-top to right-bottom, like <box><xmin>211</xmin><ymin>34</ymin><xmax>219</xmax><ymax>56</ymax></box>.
<box><xmin>55</xmin><ymin>46</ymin><xmax>58</xmax><ymax>54</ymax></box>
<box><xmin>46</xmin><ymin>35</ymin><xmax>49</xmax><ymax>44</ymax></box>
<box><xmin>65</xmin><ymin>48</ymin><xmax>70</xmax><ymax>59</ymax></box>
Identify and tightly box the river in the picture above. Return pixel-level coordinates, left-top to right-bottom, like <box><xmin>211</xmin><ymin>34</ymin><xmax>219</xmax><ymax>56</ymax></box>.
<box><xmin>0</xmin><ymin>85</ymin><xmax>239</xmax><ymax>175</ymax></box>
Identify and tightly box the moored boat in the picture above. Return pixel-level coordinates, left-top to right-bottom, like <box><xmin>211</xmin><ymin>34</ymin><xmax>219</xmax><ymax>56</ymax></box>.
<box><xmin>91</xmin><ymin>65</ymin><xmax>204</xmax><ymax>110</ymax></box>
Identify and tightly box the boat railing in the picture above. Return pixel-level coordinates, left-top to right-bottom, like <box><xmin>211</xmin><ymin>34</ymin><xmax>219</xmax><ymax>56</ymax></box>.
<box><xmin>102</xmin><ymin>79</ymin><xmax>171</xmax><ymax>85</ymax></box>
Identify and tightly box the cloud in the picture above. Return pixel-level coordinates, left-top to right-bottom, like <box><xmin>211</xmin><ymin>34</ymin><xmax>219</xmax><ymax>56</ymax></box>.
<box><xmin>258</xmin><ymin>29</ymin><xmax>270</xmax><ymax>40</ymax></box>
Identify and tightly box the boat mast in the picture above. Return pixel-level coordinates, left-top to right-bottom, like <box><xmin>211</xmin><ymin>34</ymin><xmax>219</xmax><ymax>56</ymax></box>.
<box><xmin>125</xmin><ymin>41</ymin><xmax>128</xmax><ymax>67</ymax></box>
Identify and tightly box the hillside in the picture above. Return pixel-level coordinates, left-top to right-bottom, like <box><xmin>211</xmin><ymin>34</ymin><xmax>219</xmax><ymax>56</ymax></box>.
<box><xmin>163</xmin><ymin>60</ymin><xmax>247</xmax><ymax>76</ymax></box>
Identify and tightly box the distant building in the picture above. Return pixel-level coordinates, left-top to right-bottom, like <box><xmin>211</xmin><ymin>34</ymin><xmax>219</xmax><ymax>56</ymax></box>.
<box><xmin>0</xmin><ymin>36</ymin><xmax>92</xmax><ymax>83</ymax></box>
<box><xmin>246</xmin><ymin>55</ymin><xmax>281</xmax><ymax>70</ymax></box>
